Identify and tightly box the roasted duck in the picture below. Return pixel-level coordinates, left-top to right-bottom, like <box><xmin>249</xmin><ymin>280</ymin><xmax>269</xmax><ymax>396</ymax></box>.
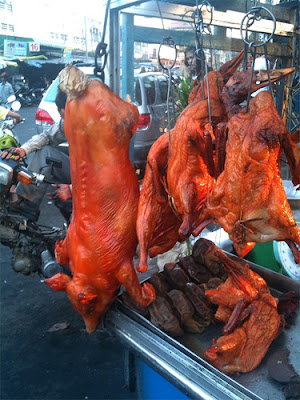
<box><xmin>136</xmin><ymin>132</ymin><xmax>182</xmax><ymax>273</ymax></box>
<box><xmin>166</xmin><ymin>54</ymin><xmax>247</xmax><ymax>240</ymax></box>
<box><xmin>136</xmin><ymin>55</ymin><xmax>295</xmax><ymax>271</ymax></box>
<box><xmin>194</xmin><ymin>90</ymin><xmax>300</xmax><ymax>263</ymax></box>
<box><xmin>282</xmin><ymin>129</ymin><xmax>300</xmax><ymax>187</ymax></box>
<box><xmin>45</xmin><ymin>66</ymin><xmax>155</xmax><ymax>333</ymax></box>
<box><xmin>204</xmin><ymin>249</ymin><xmax>281</xmax><ymax>374</ymax></box>
<box><xmin>188</xmin><ymin>51</ymin><xmax>245</xmax><ymax>104</ymax></box>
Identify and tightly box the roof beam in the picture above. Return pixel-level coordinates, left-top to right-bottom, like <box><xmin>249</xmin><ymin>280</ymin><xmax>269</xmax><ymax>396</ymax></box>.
<box><xmin>120</xmin><ymin>1</ymin><xmax>296</xmax><ymax>37</ymax></box>
<box><xmin>131</xmin><ymin>25</ymin><xmax>293</xmax><ymax>57</ymax></box>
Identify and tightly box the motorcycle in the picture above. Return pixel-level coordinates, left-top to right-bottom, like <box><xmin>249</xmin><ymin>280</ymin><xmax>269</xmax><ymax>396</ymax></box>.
<box><xmin>0</xmin><ymin>98</ymin><xmax>68</xmax><ymax>278</ymax></box>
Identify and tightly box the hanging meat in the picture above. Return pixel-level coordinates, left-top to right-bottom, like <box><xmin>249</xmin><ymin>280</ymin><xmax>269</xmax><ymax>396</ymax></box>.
<box><xmin>194</xmin><ymin>90</ymin><xmax>300</xmax><ymax>263</ymax></box>
<box><xmin>188</xmin><ymin>50</ymin><xmax>245</xmax><ymax>104</ymax></box>
<box><xmin>136</xmin><ymin>54</ymin><xmax>291</xmax><ymax>272</ymax></box>
<box><xmin>136</xmin><ymin>132</ymin><xmax>182</xmax><ymax>273</ymax></box>
<box><xmin>45</xmin><ymin>66</ymin><xmax>155</xmax><ymax>333</ymax></box>
<box><xmin>204</xmin><ymin>249</ymin><xmax>281</xmax><ymax>374</ymax></box>
<box><xmin>281</xmin><ymin>129</ymin><xmax>300</xmax><ymax>187</ymax></box>
<box><xmin>166</xmin><ymin>53</ymin><xmax>247</xmax><ymax>240</ymax></box>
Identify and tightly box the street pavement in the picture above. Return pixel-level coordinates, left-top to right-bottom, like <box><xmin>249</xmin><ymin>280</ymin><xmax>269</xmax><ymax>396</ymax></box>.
<box><xmin>0</xmin><ymin>105</ymin><xmax>138</xmax><ymax>400</ymax></box>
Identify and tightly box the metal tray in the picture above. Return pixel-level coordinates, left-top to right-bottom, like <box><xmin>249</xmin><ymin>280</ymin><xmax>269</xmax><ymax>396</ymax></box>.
<box><xmin>105</xmin><ymin>256</ymin><xmax>300</xmax><ymax>400</ymax></box>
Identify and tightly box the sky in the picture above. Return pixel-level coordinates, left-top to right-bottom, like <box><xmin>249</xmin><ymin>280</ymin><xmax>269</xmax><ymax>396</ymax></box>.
<box><xmin>11</xmin><ymin>0</ymin><xmax>105</xmax><ymax>39</ymax></box>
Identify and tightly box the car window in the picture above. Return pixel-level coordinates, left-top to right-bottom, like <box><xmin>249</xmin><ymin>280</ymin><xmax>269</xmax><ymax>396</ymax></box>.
<box><xmin>158</xmin><ymin>76</ymin><xmax>168</xmax><ymax>103</ymax></box>
<box><xmin>43</xmin><ymin>74</ymin><xmax>101</xmax><ymax>103</ymax></box>
<box><xmin>144</xmin><ymin>76</ymin><xmax>156</xmax><ymax>106</ymax></box>
<box><xmin>44</xmin><ymin>78</ymin><xmax>60</xmax><ymax>102</ymax></box>
<box><xmin>134</xmin><ymin>78</ymin><xmax>142</xmax><ymax>106</ymax></box>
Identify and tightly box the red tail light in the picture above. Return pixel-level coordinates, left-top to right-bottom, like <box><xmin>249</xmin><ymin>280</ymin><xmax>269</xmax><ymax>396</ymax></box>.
<box><xmin>137</xmin><ymin>113</ymin><xmax>151</xmax><ymax>130</ymax></box>
<box><xmin>35</xmin><ymin>109</ymin><xmax>54</xmax><ymax>127</ymax></box>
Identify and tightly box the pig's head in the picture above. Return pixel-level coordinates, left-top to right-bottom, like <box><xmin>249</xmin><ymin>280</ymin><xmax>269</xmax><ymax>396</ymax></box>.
<box><xmin>45</xmin><ymin>273</ymin><xmax>118</xmax><ymax>333</ymax></box>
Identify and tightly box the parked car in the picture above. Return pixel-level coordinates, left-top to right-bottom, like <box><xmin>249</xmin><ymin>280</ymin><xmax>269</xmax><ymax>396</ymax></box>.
<box><xmin>35</xmin><ymin>66</ymin><xmax>96</xmax><ymax>133</ymax></box>
<box><xmin>36</xmin><ymin>69</ymin><xmax>174</xmax><ymax>171</ymax></box>
<box><xmin>133</xmin><ymin>72</ymin><xmax>175</xmax><ymax>171</ymax></box>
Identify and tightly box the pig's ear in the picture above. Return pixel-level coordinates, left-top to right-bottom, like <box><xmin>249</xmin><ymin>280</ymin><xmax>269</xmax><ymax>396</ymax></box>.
<box><xmin>78</xmin><ymin>292</ymin><xmax>98</xmax><ymax>304</ymax></box>
<box><xmin>45</xmin><ymin>273</ymin><xmax>71</xmax><ymax>291</ymax></box>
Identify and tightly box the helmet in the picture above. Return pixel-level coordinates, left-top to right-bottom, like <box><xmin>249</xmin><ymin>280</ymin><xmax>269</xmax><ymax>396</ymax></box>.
<box><xmin>0</xmin><ymin>132</ymin><xmax>18</xmax><ymax>150</ymax></box>
<box><xmin>1</xmin><ymin>72</ymin><xmax>7</xmax><ymax>78</ymax></box>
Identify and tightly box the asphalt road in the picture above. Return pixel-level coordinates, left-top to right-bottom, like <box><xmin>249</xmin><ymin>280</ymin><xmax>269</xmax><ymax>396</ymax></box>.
<box><xmin>0</xmin><ymin>105</ymin><xmax>138</xmax><ymax>400</ymax></box>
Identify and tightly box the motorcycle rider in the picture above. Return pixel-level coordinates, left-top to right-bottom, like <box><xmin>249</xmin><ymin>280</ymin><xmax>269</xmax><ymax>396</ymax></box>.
<box><xmin>0</xmin><ymin>105</ymin><xmax>21</xmax><ymax>124</ymax></box>
<box><xmin>0</xmin><ymin>72</ymin><xmax>15</xmax><ymax>106</ymax></box>
<box><xmin>0</xmin><ymin>88</ymin><xmax>71</xmax><ymax>220</ymax></box>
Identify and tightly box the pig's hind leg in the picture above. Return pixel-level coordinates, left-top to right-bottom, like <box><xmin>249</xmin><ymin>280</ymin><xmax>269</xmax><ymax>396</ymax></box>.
<box><xmin>116</xmin><ymin>262</ymin><xmax>156</xmax><ymax>306</ymax></box>
<box><xmin>55</xmin><ymin>237</ymin><xmax>70</xmax><ymax>266</ymax></box>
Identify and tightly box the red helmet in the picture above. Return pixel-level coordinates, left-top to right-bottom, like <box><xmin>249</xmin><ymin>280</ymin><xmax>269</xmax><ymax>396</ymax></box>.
<box><xmin>1</xmin><ymin>72</ymin><xmax>7</xmax><ymax>78</ymax></box>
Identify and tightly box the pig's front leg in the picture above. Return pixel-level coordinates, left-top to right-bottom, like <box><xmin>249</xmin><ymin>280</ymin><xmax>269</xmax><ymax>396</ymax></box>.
<box><xmin>116</xmin><ymin>262</ymin><xmax>156</xmax><ymax>307</ymax></box>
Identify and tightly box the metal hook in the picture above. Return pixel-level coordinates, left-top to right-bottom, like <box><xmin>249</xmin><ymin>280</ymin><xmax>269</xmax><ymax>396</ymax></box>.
<box><xmin>240</xmin><ymin>6</ymin><xmax>276</xmax><ymax>48</ymax></box>
<box><xmin>158</xmin><ymin>37</ymin><xmax>177</xmax><ymax>70</ymax></box>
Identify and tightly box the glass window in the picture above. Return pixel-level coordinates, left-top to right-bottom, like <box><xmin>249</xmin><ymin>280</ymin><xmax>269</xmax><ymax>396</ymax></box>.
<box><xmin>158</xmin><ymin>75</ymin><xmax>168</xmax><ymax>103</ymax></box>
<box><xmin>134</xmin><ymin>78</ymin><xmax>142</xmax><ymax>106</ymax></box>
<box><xmin>44</xmin><ymin>77</ymin><xmax>60</xmax><ymax>102</ymax></box>
<box><xmin>143</xmin><ymin>76</ymin><xmax>156</xmax><ymax>105</ymax></box>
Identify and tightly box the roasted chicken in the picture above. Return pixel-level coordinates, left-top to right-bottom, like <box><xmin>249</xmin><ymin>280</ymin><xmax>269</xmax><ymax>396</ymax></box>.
<box><xmin>204</xmin><ymin>248</ymin><xmax>281</xmax><ymax>374</ymax></box>
<box><xmin>204</xmin><ymin>295</ymin><xmax>280</xmax><ymax>374</ymax></box>
<box><xmin>45</xmin><ymin>66</ymin><xmax>155</xmax><ymax>333</ymax></box>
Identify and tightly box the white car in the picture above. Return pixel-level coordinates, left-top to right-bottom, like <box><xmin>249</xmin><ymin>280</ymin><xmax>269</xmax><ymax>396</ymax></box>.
<box><xmin>35</xmin><ymin>69</ymin><xmax>173</xmax><ymax>171</ymax></box>
<box><xmin>35</xmin><ymin>66</ymin><xmax>96</xmax><ymax>133</ymax></box>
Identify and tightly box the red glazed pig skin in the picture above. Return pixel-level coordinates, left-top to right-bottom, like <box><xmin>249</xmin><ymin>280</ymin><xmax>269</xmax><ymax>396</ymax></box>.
<box><xmin>46</xmin><ymin>70</ymin><xmax>155</xmax><ymax>333</ymax></box>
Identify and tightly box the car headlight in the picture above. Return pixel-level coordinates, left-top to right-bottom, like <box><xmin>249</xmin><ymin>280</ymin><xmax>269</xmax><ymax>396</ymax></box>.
<box><xmin>0</xmin><ymin>163</ymin><xmax>13</xmax><ymax>186</ymax></box>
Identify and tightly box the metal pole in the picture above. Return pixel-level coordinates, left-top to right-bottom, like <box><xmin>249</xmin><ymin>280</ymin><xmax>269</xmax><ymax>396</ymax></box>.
<box><xmin>85</xmin><ymin>16</ymin><xmax>88</xmax><ymax>61</ymax></box>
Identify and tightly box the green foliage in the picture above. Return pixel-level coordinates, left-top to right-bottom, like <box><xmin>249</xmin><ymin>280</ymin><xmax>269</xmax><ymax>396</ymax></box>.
<box><xmin>174</xmin><ymin>75</ymin><xmax>194</xmax><ymax>118</ymax></box>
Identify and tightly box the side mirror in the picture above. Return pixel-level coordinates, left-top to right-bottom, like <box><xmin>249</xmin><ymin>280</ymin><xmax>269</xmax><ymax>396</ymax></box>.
<box><xmin>7</xmin><ymin>95</ymin><xmax>16</xmax><ymax>103</ymax></box>
<box><xmin>11</xmin><ymin>100</ymin><xmax>21</xmax><ymax>112</ymax></box>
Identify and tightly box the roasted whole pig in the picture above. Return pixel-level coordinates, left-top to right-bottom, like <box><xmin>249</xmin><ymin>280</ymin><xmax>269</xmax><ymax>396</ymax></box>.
<box><xmin>204</xmin><ymin>248</ymin><xmax>281</xmax><ymax>374</ymax></box>
<box><xmin>194</xmin><ymin>91</ymin><xmax>300</xmax><ymax>262</ymax></box>
<box><xmin>45</xmin><ymin>66</ymin><xmax>155</xmax><ymax>333</ymax></box>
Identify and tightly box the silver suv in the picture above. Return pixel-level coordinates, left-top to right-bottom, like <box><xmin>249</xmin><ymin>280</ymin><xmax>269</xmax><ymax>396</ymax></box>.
<box><xmin>133</xmin><ymin>72</ymin><xmax>172</xmax><ymax>170</ymax></box>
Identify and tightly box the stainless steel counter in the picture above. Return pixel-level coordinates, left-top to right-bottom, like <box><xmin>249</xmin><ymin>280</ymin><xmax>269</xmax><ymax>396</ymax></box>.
<box><xmin>104</xmin><ymin>257</ymin><xmax>300</xmax><ymax>400</ymax></box>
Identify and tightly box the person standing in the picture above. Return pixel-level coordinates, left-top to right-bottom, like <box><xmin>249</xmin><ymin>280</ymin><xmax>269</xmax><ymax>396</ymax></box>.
<box><xmin>0</xmin><ymin>89</ymin><xmax>71</xmax><ymax>220</ymax></box>
<box><xmin>0</xmin><ymin>72</ymin><xmax>15</xmax><ymax>106</ymax></box>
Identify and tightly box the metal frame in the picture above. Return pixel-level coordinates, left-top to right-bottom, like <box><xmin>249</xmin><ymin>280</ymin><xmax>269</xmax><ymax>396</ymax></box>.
<box><xmin>107</xmin><ymin>0</ymin><xmax>297</xmax><ymax>93</ymax></box>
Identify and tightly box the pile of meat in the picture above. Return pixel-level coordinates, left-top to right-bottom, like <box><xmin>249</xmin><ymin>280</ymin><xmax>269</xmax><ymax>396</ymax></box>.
<box><xmin>123</xmin><ymin>238</ymin><xmax>228</xmax><ymax>336</ymax></box>
<box><xmin>123</xmin><ymin>238</ymin><xmax>296</xmax><ymax>375</ymax></box>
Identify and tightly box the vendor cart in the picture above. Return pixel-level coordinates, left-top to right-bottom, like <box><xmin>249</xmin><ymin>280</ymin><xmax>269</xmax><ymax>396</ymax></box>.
<box><xmin>100</xmin><ymin>2</ymin><xmax>300</xmax><ymax>399</ymax></box>
<box><xmin>104</xmin><ymin>257</ymin><xmax>300</xmax><ymax>400</ymax></box>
